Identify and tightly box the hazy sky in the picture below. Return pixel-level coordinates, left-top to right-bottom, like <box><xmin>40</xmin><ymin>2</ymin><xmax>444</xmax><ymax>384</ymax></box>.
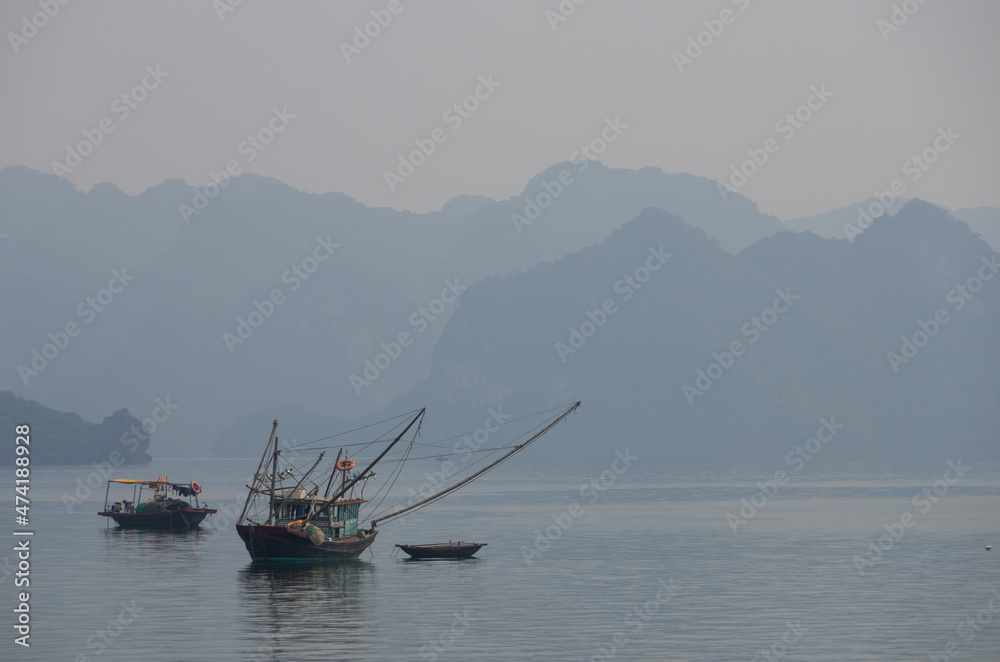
<box><xmin>2</xmin><ymin>0</ymin><xmax>997</xmax><ymax>220</ymax></box>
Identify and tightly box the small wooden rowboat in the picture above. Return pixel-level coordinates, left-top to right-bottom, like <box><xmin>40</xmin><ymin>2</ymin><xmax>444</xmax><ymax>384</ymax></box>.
<box><xmin>396</xmin><ymin>541</ymin><xmax>486</xmax><ymax>559</ymax></box>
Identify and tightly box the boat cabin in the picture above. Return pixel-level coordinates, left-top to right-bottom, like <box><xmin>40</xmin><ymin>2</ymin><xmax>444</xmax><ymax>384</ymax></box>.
<box><xmin>270</xmin><ymin>488</ymin><xmax>366</xmax><ymax>540</ymax></box>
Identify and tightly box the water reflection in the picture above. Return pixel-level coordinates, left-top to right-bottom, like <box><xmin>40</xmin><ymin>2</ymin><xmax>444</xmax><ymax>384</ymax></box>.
<box><xmin>236</xmin><ymin>561</ymin><xmax>377</xmax><ymax>661</ymax></box>
<box><xmin>101</xmin><ymin>526</ymin><xmax>207</xmax><ymax>562</ymax></box>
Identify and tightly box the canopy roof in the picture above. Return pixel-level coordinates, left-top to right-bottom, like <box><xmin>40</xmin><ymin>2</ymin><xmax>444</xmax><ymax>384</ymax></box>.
<box><xmin>108</xmin><ymin>479</ymin><xmax>191</xmax><ymax>486</ymax></box>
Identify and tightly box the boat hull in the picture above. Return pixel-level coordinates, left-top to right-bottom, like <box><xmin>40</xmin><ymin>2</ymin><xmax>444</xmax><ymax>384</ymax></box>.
<box><xmin>237</xmin><ymin>524</ymin><xmax>377</xmax><ymax>561</ymax></box>
<box><xmin>396</xmin><ymin>542</ymin><xmax>486</xmax><ymax>559</ymax></box>
<box><xmin>99</xmin><ymin>508</ymin><xmax>216</xmax><ymax>530</ymax></box>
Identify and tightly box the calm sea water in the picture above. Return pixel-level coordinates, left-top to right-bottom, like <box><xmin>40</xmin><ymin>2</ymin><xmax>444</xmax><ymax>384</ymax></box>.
<box><xmin>3</xmin><ymin>458</ymin><xmax>999</xmax><ymax>661</ymax></box>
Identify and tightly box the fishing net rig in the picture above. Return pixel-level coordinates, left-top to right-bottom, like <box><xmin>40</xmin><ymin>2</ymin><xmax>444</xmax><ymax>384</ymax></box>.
<box><xmin>237</xmin><ymin>402</ymin><xmax>581</xmax><ymax>527</ymax></box>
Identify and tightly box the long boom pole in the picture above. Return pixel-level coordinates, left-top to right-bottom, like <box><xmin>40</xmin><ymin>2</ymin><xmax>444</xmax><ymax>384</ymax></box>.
<box><xmin>371</xmin><ymin>401</ymin><xmax>580</xmax><ymax>527</ymax></box>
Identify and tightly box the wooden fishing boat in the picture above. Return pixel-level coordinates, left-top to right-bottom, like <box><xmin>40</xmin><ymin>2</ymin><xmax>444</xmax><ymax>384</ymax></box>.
<box><xmin>99</xmin><ymin>477</ymin><xmax>217</xmax><ymax>530</ymax></box>
<box><xmin>235</xmin><ymin>410</ymin><xmax>426</xmax><ymax>562</ymax></box>
<box><xmin>396</xmin><ymin>541</ymin><xmax>486</xmax><ymax>559</ymax></box>
<box><xmin>236</xmin><ymin>402</ymin><xmax>581</xmax><ymax>562</ymax></box>
<box><xmin>236</xmin><ymin>487</ymin><xmax>380</xmax><ymax>561</ymax></box>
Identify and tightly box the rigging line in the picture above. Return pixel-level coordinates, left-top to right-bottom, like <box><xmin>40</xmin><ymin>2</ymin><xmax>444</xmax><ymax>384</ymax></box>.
<box><xmin>291</xmin><ymin>421</ymin><xmax>409</xmax><ymax>454</ymax></box>
<box><xmin>365</xmin><ymin>431</ymin><xmax>416</xmax><ymax>517</ymax></box>
<box><xmin>306</xmin><ymin>408</ymin><xmax>427</xmax><ymax>525</ymax></box>
<box><xmin>303</xmin><ymin>415</ymin><xmax>413</xmax><ymax>462</ymax></box>
<box><xmin>371</xmin><ymin>441</ymin><xmax>515</xmax><ymax>521</ymax></box>
<box><xmin>359</xmin><ymin>415</ymin><xmax>552</xmax><ymax>482</ymax></box>
<box><xmin>346</xmin><ymin>444</ymin><xmax>533</xmax><ymax>465</ymax></box>
<box><xmin>396</xmin><ymin>403</ymin><xmax>572</xmax><ymax>449</ymax></box>
<box><xmin>283</xmin><ymin>439</ymin><xmax>401</xmax><ymax>452</ymax></box>
<box><xmin>346</xmin><ymin>440</ymin><xmax>506</xmax><ymax>464</ymax></box>
<box><xmin>289</xmin><ymin>428</ymin><xmax>402</xmax><ymax>455</ymax></box>
<box><xmin>348</xmin><ymin>411</ymin><xmax>551</xmax><ymax>464</ymax></box>
<box><xmin>369</xmin><ymin>414</ymin><xmax>555</xmax><ymax>520</ymax></box>
<box><xmin>358</xmin><ymin>448</ymin><xmax>405</xmax><ymax>510</ymax></box>
<box><xmin>260</xmin><ymin>451</ymin><xmax>317</xmax><ymax>483</ymax></box>
<box><xmin>372</xmin><ymin>402</ymin><xmax>579</xmax><ymax>525</ymax></box>
<box><xmin>376</xmin><ymin>423</ymin><xmax>422</xmax><ymax>505</ymax></box>
<box><xmin>283</xmin><ymin>403</ymin><xmax>571</xmax><ymax>453</ymax></box>
<box><xmin>280</xmin><ymin>408</ymin><xmax>423</xmax><ymax>450</ymax></box>
<box><xmin>369</xmin><ymin>438</ymin><xmax>517</xmax><ymax>519</ymax></box>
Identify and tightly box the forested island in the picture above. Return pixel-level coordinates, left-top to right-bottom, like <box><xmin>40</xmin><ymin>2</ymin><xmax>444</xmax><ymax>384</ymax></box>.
<box><xmin>0</xmin><ymin>391</ymin><xmax>151</xmax><ymax>464</ymax></box>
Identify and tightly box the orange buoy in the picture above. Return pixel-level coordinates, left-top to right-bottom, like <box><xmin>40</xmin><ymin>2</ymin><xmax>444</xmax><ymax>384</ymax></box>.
<box><xmin>336</xmin><ymin>459</ymin><xmax>355</xmax><ymax>472</ymax></box>
<box><xmin>190</xmin><ymin>480</ymin><xmax>201</xmax><ymax>494</ymax></box>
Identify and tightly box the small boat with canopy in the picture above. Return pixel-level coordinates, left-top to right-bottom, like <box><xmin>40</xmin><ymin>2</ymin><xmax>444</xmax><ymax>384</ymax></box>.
<box><xmin>99</xmin><ymin>476</ymin><xmax>217</xmax><ymax>529</ymax></box>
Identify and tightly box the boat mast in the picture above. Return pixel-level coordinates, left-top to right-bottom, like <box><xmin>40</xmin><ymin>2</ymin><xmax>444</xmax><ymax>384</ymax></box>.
<box><xmin>268</xmin><ymin>448</ymin><xmax>280</xmax><ymax>525</ymax></box>
<box><xmin>371</xmin><ymin>401</ymin><xmax>580</xmax><ymax>526</ymax></box>
<box><xmin>238</xmin><ymin>419</ymin><xmax>278</xmax><ymax>525</ymax></box>
<box><xmin>324</xmin><ymin>448</ymin><xmax>343</xmax><ymax>498</ymax></box>
<box><xmin>305</xmin><ymin>408</ymin><xmax>425</xmax><ymax>524</ymax></box>
<box><xmin>269</xmin><ymin>452</ymin><xmax>325</xmax><ymax>522</ymax></box>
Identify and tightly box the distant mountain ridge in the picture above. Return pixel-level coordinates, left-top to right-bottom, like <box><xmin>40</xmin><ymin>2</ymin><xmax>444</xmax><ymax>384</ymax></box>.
<box><xmin>1</xmin><ymin>165</ymin><xmax>995</xmax><ymax>462</ymax></box>
<box><xmin>372</xmin><ymin>201</ymin><xmax>998</xmax><ymax>464</ymax></box>
<box><xmin>0</xmin><ymin>163</ymin><xmax>786</xmax><ymax>457</ymax></box>
<box><xmin>784</xmin><ymin>196</ymin><xmax>999</xmax><ymax>250</ymax></box>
